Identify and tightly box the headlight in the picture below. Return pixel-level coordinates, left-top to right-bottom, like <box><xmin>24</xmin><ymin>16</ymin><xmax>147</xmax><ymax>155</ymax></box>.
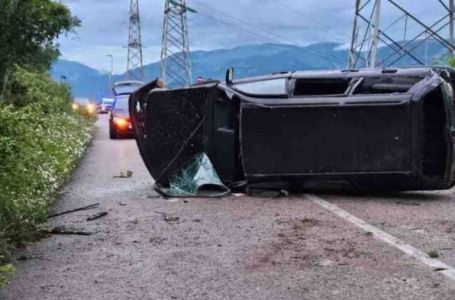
<box><xmin>87</xmin><ymin>104</ymin><xmax>96</xmax><ymax>114</ymax></box>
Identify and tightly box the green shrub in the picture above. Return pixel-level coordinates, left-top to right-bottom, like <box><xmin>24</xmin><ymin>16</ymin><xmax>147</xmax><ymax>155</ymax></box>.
<box><xmin>0</xmin><ymin>68</ymin><xmax>93</xmax><ymax>287</ymax></box>
<box><xmin>0</xmin><ymin>264</ymin><xmax>15</xmax><ymax>287</ymax></box>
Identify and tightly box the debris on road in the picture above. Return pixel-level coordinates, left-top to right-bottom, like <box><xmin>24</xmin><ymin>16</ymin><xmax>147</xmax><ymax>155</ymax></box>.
<box><xmin>47</xmin><ymin>203</ymin><xmax>100</xmax><ymax>219</ymax></box>
<box><xmin>113</xmin><ymin>170</ymin><xmax>134</xmax><ymax>178</ymax></box>
<box><xmin>154</xmin><ymin>211</ymin><xmax>180</xmax><ymax>223</ymax></box>
<box><xmin>56</xmin><ymin>188</ymin><xmax>71</xmax><ymax>195</ymax></box>
<box><xmin>141</xmin><ymin>192</ymin><xmax>161</xmax><ymax>199</ymax></box>
<box><xmin>434</xmin><ymin>268</ymin><xmax>448</xmax><ymax>272</ymax></box>
<box><xmin>149</xmin><ymin>237</ymin><xmax>167</xmax><ymax>245</ymax></box>
<box><xmin>247</xmin><ymin>187</ymin><xmax>289</xmax><ymax>198</ymax></box>
<box><xmin>42</xmin><ymin>226</ymin><xmax>93</xmax><ymax>236</ymax></box>
<box><xmin>396</xmin><ymin>201</ymin><xmax>421</xmax><ymax>206</ymax></box>
<box><xmin>164</xmin><ymin>215</ymin><xmax>180</xmax><ymax>223</ymax></box>
<box><xmin>87</xmin><ymin>211</ymin><xmax>108</xmax><ymax>221</ymax></box>
<box><xmin>427</xmin><ymin>250</ymin><xmax>440</xmax><ymax>258</ymax></box>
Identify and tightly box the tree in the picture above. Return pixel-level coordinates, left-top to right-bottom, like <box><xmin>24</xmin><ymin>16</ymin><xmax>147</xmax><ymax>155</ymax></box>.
<box><xmin>0</xmin><ymin>0</ymin><xmax>80</xmax><ymax>98</ymax></box>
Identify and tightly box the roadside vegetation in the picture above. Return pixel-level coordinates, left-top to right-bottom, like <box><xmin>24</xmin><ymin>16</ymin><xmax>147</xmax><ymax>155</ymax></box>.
<box><xmin>0</xmin><ymin>0</ymin><xmax>89</xmax><ymax>287</ymax></box>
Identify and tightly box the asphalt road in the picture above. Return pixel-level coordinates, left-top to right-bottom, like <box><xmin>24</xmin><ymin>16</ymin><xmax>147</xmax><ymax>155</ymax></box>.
<box><xmin>2</xmin><ymin>115</ymin><xmax>455</xmax><ymax>299</ymax></box>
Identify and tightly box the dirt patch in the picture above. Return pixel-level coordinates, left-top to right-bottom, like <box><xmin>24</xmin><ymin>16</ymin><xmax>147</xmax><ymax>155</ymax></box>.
<box><xmin>245</xmin><ymin>217</ymin><xmax>381</xmax><ymax>272</ymax></box>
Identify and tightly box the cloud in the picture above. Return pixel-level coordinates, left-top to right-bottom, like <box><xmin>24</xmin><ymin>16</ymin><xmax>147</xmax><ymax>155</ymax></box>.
<box><xmin>58</xmin><ymin>0</ymin><xmax>451</xmax><ymax>72</ymax></box>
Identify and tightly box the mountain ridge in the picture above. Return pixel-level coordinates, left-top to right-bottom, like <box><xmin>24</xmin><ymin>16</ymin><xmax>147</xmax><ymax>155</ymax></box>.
<box><xmin>52</xmin><ymin>41</ymin><xmax>449</xmax><ymax>101</ymax></box>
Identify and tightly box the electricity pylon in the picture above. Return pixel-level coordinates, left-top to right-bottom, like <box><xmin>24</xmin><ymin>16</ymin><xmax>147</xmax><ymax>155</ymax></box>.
<box><xmin>160</xmin><ymin>0</ymin><xmax>196</xmax><ymax>88</ymax></box>
<box><xmin>127</xmin><ymin>0</ymin><xmax>144</xmax><ymax>81</ymax></box>
<box><xmin>349</xmin><ymin>0</ymin><xmax>455</xmax><ymax>69</ymax></box>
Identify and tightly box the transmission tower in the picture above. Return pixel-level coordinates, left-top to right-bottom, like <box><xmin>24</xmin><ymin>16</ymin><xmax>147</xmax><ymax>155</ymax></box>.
<box><xmin>160</xmin><ymin>0</ymin><xmax>196</xmax><ymax>88</ymax></box>
<box><xmin>349</xmin><ymin>0</ymin><xmax>455</xmax><ymax>69</ymax></box>
<box><xmin>127</xmin><ymin>0</ymin><xmax>144</xmax><ymax>81</ymax></box>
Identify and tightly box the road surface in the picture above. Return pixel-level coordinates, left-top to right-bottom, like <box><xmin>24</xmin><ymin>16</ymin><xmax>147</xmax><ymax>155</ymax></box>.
<box><xmin>2</xmin><ymin>115</ymin><xmax>455</xmax><ymax>299</ymax></box>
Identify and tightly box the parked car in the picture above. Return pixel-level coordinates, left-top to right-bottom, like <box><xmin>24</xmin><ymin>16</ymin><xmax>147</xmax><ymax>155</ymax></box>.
<box><xmin>72</xmin><ymin>98</ymin><xmax>97</xmax><ymax>116</ymax></box>
<box><xmin>109</xmin><ymin>81</ymin><xmax>144</xmax><ymax>139</ymax></box>
<box><xmin>130</xmin><ymin>68</ymin><xmax>455</xmax><ymax>195</ymax></box>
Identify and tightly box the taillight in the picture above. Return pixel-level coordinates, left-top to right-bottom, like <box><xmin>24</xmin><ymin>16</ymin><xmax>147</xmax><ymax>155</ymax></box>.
<box><xmin>113</xmin><ymin>117</ymin><xmax>129</xmax><ymax>127</ymax></box>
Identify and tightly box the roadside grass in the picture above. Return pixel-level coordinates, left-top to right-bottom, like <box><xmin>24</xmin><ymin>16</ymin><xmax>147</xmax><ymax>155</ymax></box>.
<box><xmin>0</xmin><ymin>68</ymin><xmax>95</xmax><ymax>287</ymax></box>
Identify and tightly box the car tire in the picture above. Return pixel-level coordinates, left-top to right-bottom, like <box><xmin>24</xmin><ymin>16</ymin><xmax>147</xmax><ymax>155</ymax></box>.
<box><xmin>109</xmin><ymin>126</ymin><xmax>116</xmax><ymax>139</ymax></box>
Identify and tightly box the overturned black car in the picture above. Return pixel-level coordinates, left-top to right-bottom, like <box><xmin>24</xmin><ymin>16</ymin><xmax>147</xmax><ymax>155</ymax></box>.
<box><xmin>130</xmin><ymin>68</ymin><xmax>455</xmax><ymax>196</ymax></box>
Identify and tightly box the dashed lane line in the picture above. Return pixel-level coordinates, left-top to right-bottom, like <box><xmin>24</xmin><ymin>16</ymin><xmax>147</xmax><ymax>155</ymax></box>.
<box><xmin>306</xmin><ymin>193</ymin><xmax>455</xmax><ymax>282</ymax></box>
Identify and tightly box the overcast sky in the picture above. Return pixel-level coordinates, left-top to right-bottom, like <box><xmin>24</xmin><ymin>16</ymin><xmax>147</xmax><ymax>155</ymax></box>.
<box><xmin>58</xmin><ymin>0</ymin><xmax>449</xmax><ymax>73</ymax></box>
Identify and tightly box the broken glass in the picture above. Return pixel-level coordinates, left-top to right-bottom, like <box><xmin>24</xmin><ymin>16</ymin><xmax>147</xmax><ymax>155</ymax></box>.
<box><xmin>165</xmin><ymin>153</ymin><xmax>230</xmax><ymax>197</ymax></box>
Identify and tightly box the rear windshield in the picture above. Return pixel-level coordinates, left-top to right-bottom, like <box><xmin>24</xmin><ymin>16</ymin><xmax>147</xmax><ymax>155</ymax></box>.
<box><xmin>113</xmin><ymin>96</ymin><xmax>129</xmax><ymax>110</ymax></box>
<box><xmin>113</xmin><ymin>82</ymin><xmax>142</xmax><ymax>95</ymax></box>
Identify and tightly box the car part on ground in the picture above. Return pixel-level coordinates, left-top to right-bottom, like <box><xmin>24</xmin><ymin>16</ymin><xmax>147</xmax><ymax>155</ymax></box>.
<box><xmin>130</xmin><ymin>69</ymin><xmax>455</xmax><ymax>196</ymax></box>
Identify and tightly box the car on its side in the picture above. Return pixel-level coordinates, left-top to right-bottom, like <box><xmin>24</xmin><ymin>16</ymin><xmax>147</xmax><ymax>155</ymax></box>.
<box><xmin>109</xmin><ymin>81</ymin><xmax>144</xmax><ymax>139</ymax></box>
<box><xmin>130</xmin><ymin>68</ymin><xmax>455</xmax><ymax>193</ymax></box>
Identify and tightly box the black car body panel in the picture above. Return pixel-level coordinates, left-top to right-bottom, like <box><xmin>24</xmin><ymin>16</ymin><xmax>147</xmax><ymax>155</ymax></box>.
<box><xmin>130</xmin><ymin>68</ymin><xmax>455</xmax><ymax>192</ymax></box>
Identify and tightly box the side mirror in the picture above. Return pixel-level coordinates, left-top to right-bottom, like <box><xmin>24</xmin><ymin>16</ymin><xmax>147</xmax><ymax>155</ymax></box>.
<box><xmin>226</xmin><ymin>68</ymin><xmax>234</xmax><ymax>85</ymax></box>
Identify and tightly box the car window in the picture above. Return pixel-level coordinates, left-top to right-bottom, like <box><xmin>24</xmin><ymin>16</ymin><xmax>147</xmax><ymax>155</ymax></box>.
<box><xmin>293</xmin><ymin>78</ymin><xmax>351</xmax><ymax>96</ymax></box>
<box><xmin>114</xmin><ymin>96</ymin><xmax>130</xmax><ymax>110</ymax></box>
<box><xmin>234</xmin><ymin>78</ymin><xmax>287</xmax><ymax>96</ymax></box>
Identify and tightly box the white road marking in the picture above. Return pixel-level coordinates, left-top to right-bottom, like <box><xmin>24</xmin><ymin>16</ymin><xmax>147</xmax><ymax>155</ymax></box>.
<box><xmin>306</xmin><ymin>193</ymin><xmax>455</xmax><ymax>282</ymax></box>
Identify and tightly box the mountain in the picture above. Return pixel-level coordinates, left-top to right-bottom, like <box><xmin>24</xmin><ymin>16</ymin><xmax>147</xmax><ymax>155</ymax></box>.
<box><xmin>51</xmin><ymin>60</ymin><xmax>111</xmax><ymax>101</ymax></box>
<box><xmin>52</xmin><ymin>41</ymin><xmax>450</xmax><ymax>101</ymax></box>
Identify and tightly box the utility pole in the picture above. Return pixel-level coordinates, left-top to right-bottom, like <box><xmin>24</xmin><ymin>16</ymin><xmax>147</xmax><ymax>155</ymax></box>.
<box><xmin>370</xmin><ymin>0</ymin><xmax>381</xmax><ymax>68</ymax></box>
<box><xmin>348</xmin><ymin>0</ymin><xmax>361</xmax><ymax>69</ymax></box>
<box><xmin>349</xmin><ymin>0</ymin><xmax>455</xmax><ymax>69</ymax></box>
<box><xmin>127</xmin><ymin>0</ymin><xmax>144</xmax><ymax>81</ymax></box>
<box><xmin>106</xmin><ymin>54</ymin><xmax>113</xmax><ymax>93</ymax></box>
<box><xmin>160</xmin><ymin>0</ymin><xmax>196</xmax><ymax>88</ymax></box>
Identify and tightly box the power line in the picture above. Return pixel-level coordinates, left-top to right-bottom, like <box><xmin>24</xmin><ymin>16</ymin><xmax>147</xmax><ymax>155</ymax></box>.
<box><xmin>191</xmin><ymin>0</ymin><xmax>288</xmax><ymax>43</ymax></box>
<box><xmin>191</xmin><ymin>4</ymin><xmax>344</xmax><ymax>64</ymax></box>
<box><xmin>275</xmin><ymin>0</ymin><xmax>352</xmax><ymax>41</ymax></box>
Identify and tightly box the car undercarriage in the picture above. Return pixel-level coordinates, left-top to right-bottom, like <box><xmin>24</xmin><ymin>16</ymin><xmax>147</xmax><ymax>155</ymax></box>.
<box><xmin>130</xmin><ymin>68</ymin><xmax>455</xmax><ymax>196</ymax></box>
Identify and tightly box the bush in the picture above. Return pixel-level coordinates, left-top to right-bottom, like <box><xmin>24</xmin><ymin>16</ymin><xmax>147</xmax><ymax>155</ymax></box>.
<box><xmin>0</xmin><ymin>68</ymin><xmax>93</xmax><ymax>286</ymax></box>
